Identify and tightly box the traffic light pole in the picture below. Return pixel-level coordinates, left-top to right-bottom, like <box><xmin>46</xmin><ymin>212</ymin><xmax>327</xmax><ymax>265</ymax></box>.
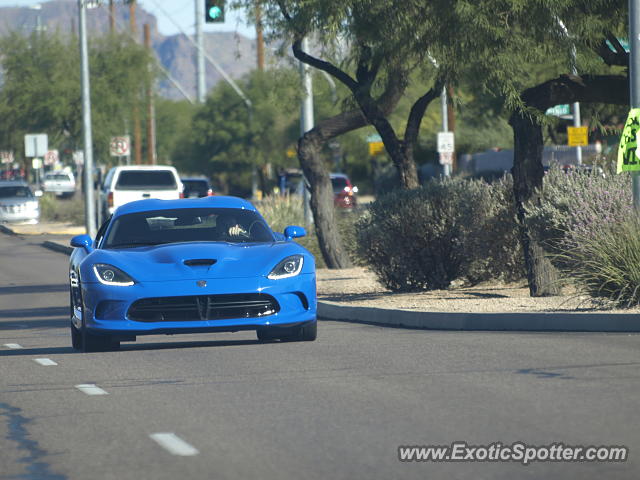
<box><xmin>195</xmin><ymin>0</ymin><xmax>206</xmax><ymax>103</ymax></box>
<box><xmin>78</xmin><ymin>0</ymin><xmax>96</xmax><ymax>238</ymax></box>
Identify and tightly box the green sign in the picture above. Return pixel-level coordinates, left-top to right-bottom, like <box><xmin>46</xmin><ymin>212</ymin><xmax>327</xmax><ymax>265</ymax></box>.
<box><xmin>545</xmin><ymin>104</ymin><xmax>571</xmax><ymax>117</ymax></box>
<box><xmin>617</xmin><ymin>108</ymin><xmax>640</xmax><ymax>173</ymax></box>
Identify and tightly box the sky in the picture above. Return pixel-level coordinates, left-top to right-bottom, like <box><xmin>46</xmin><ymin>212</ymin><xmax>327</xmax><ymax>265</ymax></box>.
<box><xmin>0</xmin><ymin>0</ymin><xmax>256</xmax><ymax>38</ymax></box>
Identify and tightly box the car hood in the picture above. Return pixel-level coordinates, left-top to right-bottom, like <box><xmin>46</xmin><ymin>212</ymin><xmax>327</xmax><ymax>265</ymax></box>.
<box><xmin>0</xmin><ymin>196</ymin><xmax>36</xmax><ymax>206</ymax></box>
<box><xmin>85</xmin><ymin>241</ymin><xmax>307</xmax><ymax>281</ymax></box>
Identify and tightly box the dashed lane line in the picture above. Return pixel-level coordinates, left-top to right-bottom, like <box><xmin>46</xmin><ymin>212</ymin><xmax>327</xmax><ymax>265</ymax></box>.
<box><xmin>33</xmin><ymin>358</ymin><xmax>58</xmax><ymax>366</ymax></box>
<box><xmin>149</xmin><ymin>433</ymin><xmax>200</xmax><ymax>456</ymax></box>
<box><xmin>75</xmin><ymin>384</ymin><xmax>108</xmax><ymax>396</ymax></box>
<box><xmin>3</xmin><ymin>343</ymin><xmax>23</xmax><ymax>349</ymax></box>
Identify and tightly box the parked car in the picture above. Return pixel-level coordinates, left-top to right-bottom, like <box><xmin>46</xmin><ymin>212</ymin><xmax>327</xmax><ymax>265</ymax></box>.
<box><xmin>99</xmin><ymin>165</ymin><xmax>183</xmax><ymax>218</ymax></box>
<box><xmin>0</xmin><ymin>180</ymin><xmax>41</xmax><ymax>224</ymax></box>
<box><xmin>68</xmin><ymin>196</ymin><xmax>317</xmax><ymax>351</ymax></box>
<box><xmin>331</xmin><ymin>173</ymin><xmax>358</xmax><ymax>208</ymax></box>
<box><xmin>181</xmin><ymin>176</ymin><xmax>214</xmax><ymax>198</ymax></box>
<box><xmin>42</xmin><ymin>170</ymin><xmax>76</xmax><ymax>198</ymax></box>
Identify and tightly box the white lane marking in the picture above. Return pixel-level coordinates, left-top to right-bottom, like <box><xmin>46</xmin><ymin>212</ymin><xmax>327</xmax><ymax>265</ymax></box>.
<box><xmin>34</xmin><ymin>358</ymin><xmax>58</xmax><ymax>366</ymax></box>
<box><xmin>149</xmin><ymin>433</ymin><xmax>199</xmax><ymax>456</ymax></box>
<box><xmin>3</xmin><ymin>343</ymin><xmax>23</xmax><ymax>349</ymax></box>
<box><xmin>75</xmin><ymin>384</ymin><xmax>108</xmax><ymax>396</ymax></box>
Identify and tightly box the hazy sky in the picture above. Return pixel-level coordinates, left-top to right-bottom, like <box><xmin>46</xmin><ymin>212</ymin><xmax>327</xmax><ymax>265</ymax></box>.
<box><xmin>0</xmin><ymin>0</ymin><xmax>256</xmax><ymax>38</ymax></box>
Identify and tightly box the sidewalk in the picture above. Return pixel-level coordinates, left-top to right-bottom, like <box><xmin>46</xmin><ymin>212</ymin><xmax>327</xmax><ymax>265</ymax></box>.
<box><xmin>2</xmin><ymin>221</ymin><xmax>639</xmax><ymax>332</ymax></box>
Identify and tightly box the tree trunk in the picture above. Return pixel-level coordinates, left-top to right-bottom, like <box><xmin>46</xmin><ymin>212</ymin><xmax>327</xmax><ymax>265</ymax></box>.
<box><xmin>510</xmin><ymin>111</ymin><xmax>561</xmax><ymax>296</ymax></box>
<box><xmin>511</xmin><ymin>73</ymin><xmax>628</xmax><ymax>296</ymax></box>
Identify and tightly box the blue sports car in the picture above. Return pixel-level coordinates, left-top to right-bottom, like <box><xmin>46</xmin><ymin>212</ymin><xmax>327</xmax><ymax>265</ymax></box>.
<box><xmin>68</xmin><ymin>196</ymin><xmax>316</xmax><ymax>352</ymax></box>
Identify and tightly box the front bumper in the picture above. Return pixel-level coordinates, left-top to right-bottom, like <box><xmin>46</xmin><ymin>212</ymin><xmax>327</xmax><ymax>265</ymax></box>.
<box><xmin>75</xmin><ymin>274</ymin><xmax>316</xmax><ymax>336</ymax></box>
<box><xmin>0</xmin><ymin>208</ymin><xmax>39</xmax><ymax>223</ymax></box>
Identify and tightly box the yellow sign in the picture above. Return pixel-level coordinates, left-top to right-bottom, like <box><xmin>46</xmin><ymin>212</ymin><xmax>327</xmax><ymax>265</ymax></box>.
<box><xmin>369</xmin><ymin>141</ymin><xmax>385</xmax><ymax>156</ymax></box>
<box><xmin>286</xmin><ymin>148</ymin><xmax>296</xmax><ymax>158</ymax></box>
<box><xmin>567</xmin><ymin>126</ymin><xmax>588</xmax><ymax>147</ymax></box>
<box><xmin>617</xmin><ymin>108</ymin><xmax>640</xmax><ymax>173</ymax></box>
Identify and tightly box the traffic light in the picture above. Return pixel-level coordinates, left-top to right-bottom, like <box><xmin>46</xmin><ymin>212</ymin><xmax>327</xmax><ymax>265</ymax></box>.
<box><xmin>205</xmin><ymin>0</ymin><xmax>225</xmax><ymax>23</ymax></box>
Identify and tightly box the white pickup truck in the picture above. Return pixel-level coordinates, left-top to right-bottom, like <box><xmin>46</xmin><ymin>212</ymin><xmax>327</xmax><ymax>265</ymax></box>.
<box><xmin>99</xmin><ymin>165</ymin><xmax>183</xmax><ymax>219</ymax></box>
<box><xmin>42</xmin><ymin>171</ymin><xmax>76</xmax><ymax>198</ymax></box>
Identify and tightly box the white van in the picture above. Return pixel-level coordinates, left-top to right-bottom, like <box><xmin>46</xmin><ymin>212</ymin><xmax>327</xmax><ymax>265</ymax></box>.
<box><xmin>100</xmin><ymin>165</ymin><xmax>183</xmax><ymax>217</ymax></box>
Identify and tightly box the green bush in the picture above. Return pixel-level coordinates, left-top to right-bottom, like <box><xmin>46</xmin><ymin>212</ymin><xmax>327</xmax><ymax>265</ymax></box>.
<box><xmin>39</xmin><ymin>193</ymin><xmax>85</xmax><ymax>225</ymax></box>
<box><xmin>355</xmin><ymin>176</ymin><xmax>524</xmax><ymax>291</ymax></box>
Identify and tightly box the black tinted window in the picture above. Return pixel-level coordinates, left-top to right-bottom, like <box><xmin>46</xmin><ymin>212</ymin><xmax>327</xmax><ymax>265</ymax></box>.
<box><xmin>115</xmin><ymin>171</ymin><xmax>177</xmax><ymax>190</ymax></box>
<box><xmin>182</xmin><ymin>180</ymin><xmax>209</xmax><ymax>196</ymax></box>
<box><xmin>104</xmin><ymin>207</ymin><xmax>274</xmax><ymax>248</ymax></box>
<box><xmin>331</xmin><ymin>177</ymin><xmax>348</xmax><ymax>193</ymax></box>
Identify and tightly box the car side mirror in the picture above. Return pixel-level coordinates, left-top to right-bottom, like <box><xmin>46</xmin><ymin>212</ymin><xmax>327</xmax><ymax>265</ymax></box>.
<box><xmin>70</xmin><ymin>234</ymin><xmax>93</xmax><ymax>253</ymax></box>
<box><xmin>284</xmin><ymin>225</ymin><xmax>306</xmax><ymax>240</ymax></box>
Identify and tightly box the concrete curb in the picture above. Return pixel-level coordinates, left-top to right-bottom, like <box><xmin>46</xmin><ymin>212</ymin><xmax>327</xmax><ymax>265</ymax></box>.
<box><xmin>318</xmin><ymin>301</ymin><xmax>640</xmax><ymax>332</ymax></box>
<box><xmin>0</xmin><ymin>224</ymin><xmax>16</xmax><ymax>235</ymax></box>
<box><xmin>42</xmin><ymin>241</ymin><xmax>73</xmax><ymax>256</ymax></box>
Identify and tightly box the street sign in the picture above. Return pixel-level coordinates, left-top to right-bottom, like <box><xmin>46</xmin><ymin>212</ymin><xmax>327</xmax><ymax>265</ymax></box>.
<box><xmin>73</xmin><ymin>151</ymin><xmax>85</xmax><ymax>166</ymax></box>
<box><xmin>110</xmin><ymin>136</ymin><xmax>130</xmax><ymax>157</ymax></box>
<box><xmin>368</xmin><ymin>141</ymin><xmax>385</xmax><ymax>156</ymax></box>
<box><xmin>439</xmin><ymin>152</ymin><xmax>454</xmax><ymax>165</ymax></box>
<box><xmin>567</xmin><ymin>126</ymin><xmax>588</xmax><ymax>147</ymax></box>
<box><xmin>617</xmin><ymin>108</ymin><xmax>640</xmax><ymax>172</ymax></box>
<box><xmin>24</xmin><ymin>134</ymin><xmax>48</xmax><ymax>157</ymax></box>
<box><xmin>0</xmin><ymin>151</ymin><xmax>14</xmax><ymax>164</ymax></box>
<box><xmin>31</xmin><ymin>158</ymin><xmax>42</xmax><ymax>169</ymax></box>
<box><xmin>44</xmin><ymin>149</ymin><xmax>59</xmax><ymax>166</ymax></box>
<box><xmin>545</xmin><ymin>104</ymin><xmax>572</xmax><ymax>118</ymax></box>
<box><xmin>437</xmin><ymin>132</ymin><xmax>455</xmax><ymax>153</ymax></box>
<box><xmin>366</xmin><ymin>133</ymin><xmax>382</xmax><ymax>143</ymax></box>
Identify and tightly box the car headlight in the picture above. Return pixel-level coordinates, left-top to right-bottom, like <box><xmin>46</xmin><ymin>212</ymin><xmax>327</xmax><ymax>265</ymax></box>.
<box><xmin>268</xmin><ymin>255</ymin><xmax>304</xmax><ymax>279</ymax></box>
<box><xmin>93</xmin><ymin>263</ymin><xmax>134</xmax><ymax>286</ymax></box>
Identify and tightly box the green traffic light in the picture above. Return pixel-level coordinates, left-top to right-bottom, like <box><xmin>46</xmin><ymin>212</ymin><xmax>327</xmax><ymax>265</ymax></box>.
<box><xmin>208</xmin><ymin>6</ymin><xmax>222</xmax><ymax>19</ymax></box>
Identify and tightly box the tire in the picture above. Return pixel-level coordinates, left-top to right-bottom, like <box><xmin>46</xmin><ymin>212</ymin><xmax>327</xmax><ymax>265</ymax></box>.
<box><xmin>258</xmin><ymin>321</ymin><xmax>317</xmax><ymax>343</ymax></box>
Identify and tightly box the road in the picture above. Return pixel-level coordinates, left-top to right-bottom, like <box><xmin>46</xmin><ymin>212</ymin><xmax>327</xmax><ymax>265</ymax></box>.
<box><xmin>1</xmin><ymin>231</ymin><xmax>639</xmax><ymax>479</ymax></box>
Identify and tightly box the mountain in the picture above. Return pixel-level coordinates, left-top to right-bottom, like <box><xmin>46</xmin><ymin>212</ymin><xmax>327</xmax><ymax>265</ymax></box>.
<box><xmin>0</xmin><ymin>0</ymin><xmax>258</xmax><ymax>101</ymax></box>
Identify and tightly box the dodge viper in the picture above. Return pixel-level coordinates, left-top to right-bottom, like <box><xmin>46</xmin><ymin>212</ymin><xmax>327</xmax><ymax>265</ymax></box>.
<box><xmin>69</xmin><ymin>196</ymin><xmax>316</xmax><ymax>352</ymax></box>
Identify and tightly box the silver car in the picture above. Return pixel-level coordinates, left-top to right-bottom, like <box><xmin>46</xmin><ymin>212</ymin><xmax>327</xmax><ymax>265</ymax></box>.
<box><xmin>0</xmin><ymin>181</ymin><xmax>40</xmax><ymax>224</ymax></box>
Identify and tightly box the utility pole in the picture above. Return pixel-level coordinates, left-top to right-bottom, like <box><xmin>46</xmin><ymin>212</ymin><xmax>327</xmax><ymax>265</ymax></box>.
<box><xmin>109</xmin><ymin>0</ymin><xmax>115</xmax><ymax>34</ymax></box>
<box><xmin>144</xmin><ymin>24</ymin><xmax>157</xmax><ymax>165</ymax></box>
<box><xmin>446</xmin><ymin>84</ymin><xmax>456</xmax><ymax>171</ymax></box>
<box><xmin>78</xmin><ymin>0</ymin><xmax>96</xmax><ymax>237</ymax></box>
<box><xmin>256</xmin><ymin>2</ymin><xmax>265</xmax><ymax>71</ymax></box>
<box><xmin>299</xmin><ymin>37</ymin><xmax>314</xmax><ymax>226</ymax></box>
<box><xmin>195</xmin><ymin>0</ymin><xmax>206</xmax><ymax>103</ymax></box>
<box><xmin>630</xmin><ymin>0</ymin><xmax>640</xmax><ymax>209</ymax></box>
<box><xmin>129</xmin><ymin>0</ymin><xmax>142</xmax><ymax>164</ymax></box>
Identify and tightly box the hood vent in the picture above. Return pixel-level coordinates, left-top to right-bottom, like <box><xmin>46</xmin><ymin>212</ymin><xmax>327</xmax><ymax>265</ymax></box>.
<box><xmin>184</xmin><ymin>259</ymin><xmax>217</xmax><ymax>267</ymax></box>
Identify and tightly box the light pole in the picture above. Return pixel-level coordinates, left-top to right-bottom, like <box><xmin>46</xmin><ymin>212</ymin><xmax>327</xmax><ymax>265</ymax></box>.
<box><xmin>78</xmin><ymin>0</ymin><xmax>96</xmax><ymax>237</ymax></box>
<box><xmin>299</xmin><ymin>37</ymin><xmax>314</xmax><ymax>226</ymax></box>
<box><xmin>195</xmin><ymin>0</ymin><xmax>206</xmax><ymax>103</ymax></box>
<box><xmin>630</xmin><ymin>0</ymin><xmax>640</xmax><ymax>209</ymax></box>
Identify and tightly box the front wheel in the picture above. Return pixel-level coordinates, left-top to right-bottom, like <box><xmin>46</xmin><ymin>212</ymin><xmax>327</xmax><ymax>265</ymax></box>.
<box><xmin>71</xmin><ymin>283</ymin><xmax>119</xmax><ymax>352</ymax></box>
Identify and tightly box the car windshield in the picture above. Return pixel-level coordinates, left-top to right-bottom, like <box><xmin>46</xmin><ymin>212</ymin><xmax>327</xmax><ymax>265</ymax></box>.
<box><xmin>0</xmin><ymin>186</ymin><xmax>33</xmax><ymax>198</ymax></box>
<box><xmin>331</xmin><ymin>177</ymin><xmax>348</xmax><ymax>194</ymax></box>
<box><xmin>182</xmin><ymin>180</ymin><xmax>209</xmax><ymax>195</ymax></box>
<box><xmin>103</xmin><ymin>207</ymin><xmax>274</xmax><ymax>248</ymax></box>
<box><xmin>115</xmin><ymin>170</ymin><xmax>177</xmax><ymax>190</ymax></box>
<box><xmin>45</xmin><ymin>173</ymin><xmax>72</xmax><ymax>181</ymax></box>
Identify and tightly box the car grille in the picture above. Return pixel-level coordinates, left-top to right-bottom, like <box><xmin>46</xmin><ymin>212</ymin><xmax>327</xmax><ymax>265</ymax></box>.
<box><xmin>127</xmin><ymin>293</ymin><xmax>280</xmax><ymax>322</ymax></box>
<box><xmin>1</xmin><ymin>204</ymin><xmax>26</xmax><ymax>213</ymax></box>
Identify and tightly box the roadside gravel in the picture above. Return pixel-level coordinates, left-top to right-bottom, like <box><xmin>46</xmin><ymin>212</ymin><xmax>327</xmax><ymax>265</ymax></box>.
<box><xmin>316</xmin><ymin>267</ymin><xmax>640</xmax><ymax>314</ymax></box>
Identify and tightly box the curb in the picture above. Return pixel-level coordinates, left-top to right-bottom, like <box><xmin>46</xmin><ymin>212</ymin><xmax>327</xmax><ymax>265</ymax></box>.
<box><xmin>0</xmin><ymin>224</ymin><xmax>16</xmax><ymax>235</ymax></box>
<box><xmin>42</xmin><ymin>241</ymin><xmax>73</xmax><ymax>256</ymax></box>
<box><xmin>318</xmin><ymin>301</ymin><xmax>640</xmax><ymax>332</ymax></box>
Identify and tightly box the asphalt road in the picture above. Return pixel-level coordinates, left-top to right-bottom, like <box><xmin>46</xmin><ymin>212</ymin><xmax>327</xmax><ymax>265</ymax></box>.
<box><xmin>1</xmin><ymin>232</ymin><xmax>639</xmax><ymax>479</ymax></box>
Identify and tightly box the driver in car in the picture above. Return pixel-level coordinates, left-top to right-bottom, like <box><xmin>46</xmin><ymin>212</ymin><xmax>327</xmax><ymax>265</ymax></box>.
<box><xmin>217</xmin><ymin>214</ymin><xmax>249</xmax><ymax>240</ymax></box>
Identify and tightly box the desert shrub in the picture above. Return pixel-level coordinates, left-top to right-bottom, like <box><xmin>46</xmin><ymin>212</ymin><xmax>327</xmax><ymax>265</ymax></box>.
<box><xmin>39</xmin><ymin>193</ymin><xmax>85</xmax><ymax>224</ymax></box>
<box><xmin>257</xmin><ymin>194</ymin><xmax>326</xmax><ymax>268</ymax></box>
<box><xmin>526</xmin><ymin>166</ymin><xmax>632</xmax><ymax>257</ymax></box>
<box><xmin>559</xmin><ymin>215</ymin><xmax>640</xmax><ymax>306</ymax></box>
<box><xmin>355</xmin><ymin>176</ymin><xmax>524</xmax><ymax>291</ymax></box>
